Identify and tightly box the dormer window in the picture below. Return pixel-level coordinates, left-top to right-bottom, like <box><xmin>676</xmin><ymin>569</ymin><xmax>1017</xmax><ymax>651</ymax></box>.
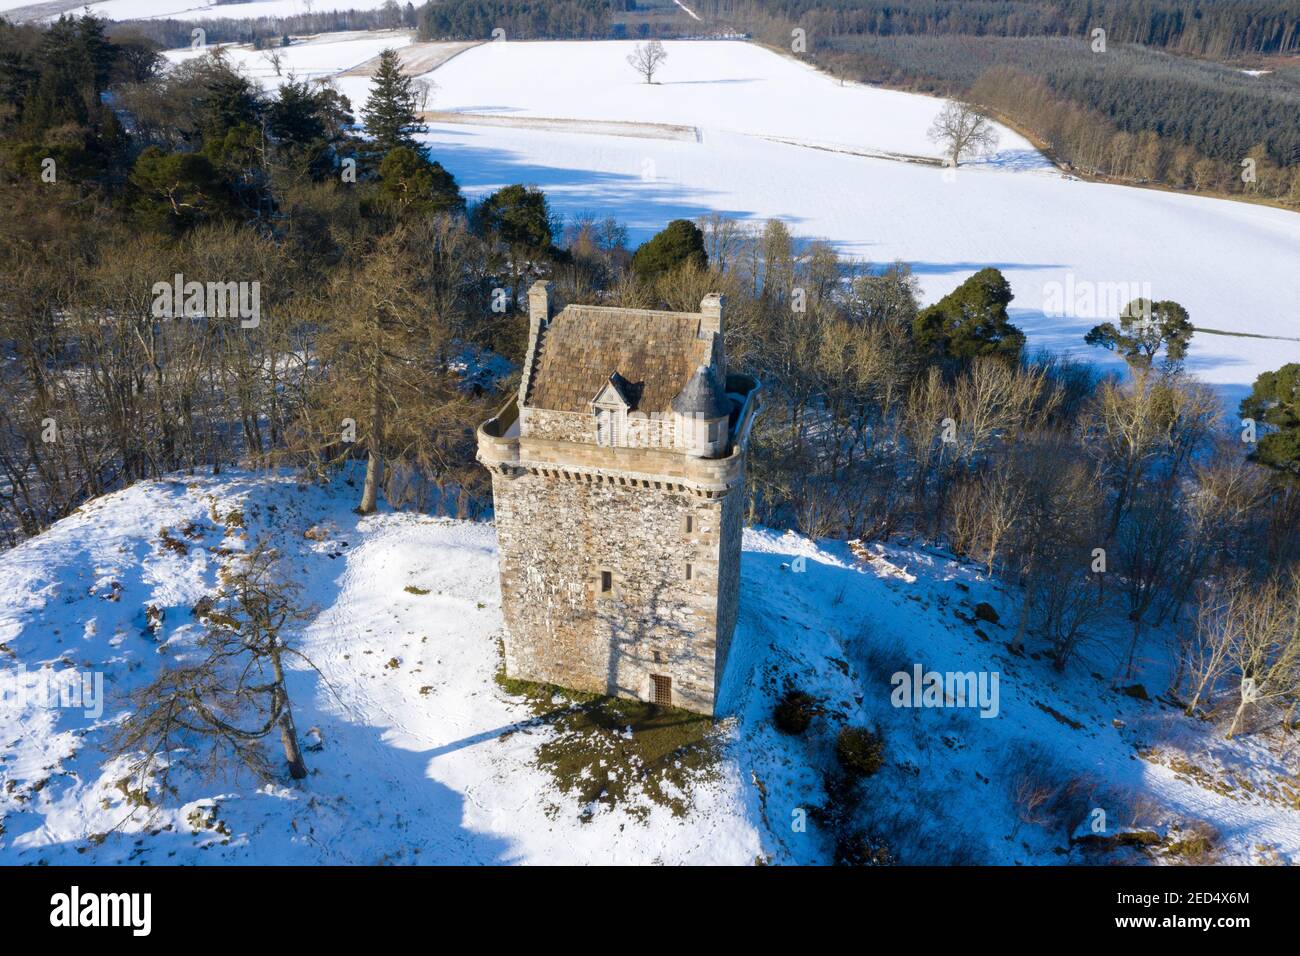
<box><xmin>591</xmin><ymin>372</ymin><xmax>633</xmax><ymax>448</ymax></box>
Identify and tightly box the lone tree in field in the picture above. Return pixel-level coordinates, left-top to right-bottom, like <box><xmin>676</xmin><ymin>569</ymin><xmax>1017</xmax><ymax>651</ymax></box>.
<box><xmin>627</xmin><ymin>40</ymin><xmax>668</xmax><ymax>84</ymax></box>
<box><xmin>927</xmin><ymin>101</ymin><xmax>999</xmax><ymax>167</ymax></box>
<box><xmin>361</xmin><ymin>48</ymin><xmax>427</xmax><ymax>155</ymax></box>
<box><xmin>1084</xmin><ymin>299</ymin><xmax>1195</xmax><ymax>371</ymax></box>
<box><xmin>114</xmin><ymin>542</ymin><xmax>315</xmax><ymax>790</ymax></box>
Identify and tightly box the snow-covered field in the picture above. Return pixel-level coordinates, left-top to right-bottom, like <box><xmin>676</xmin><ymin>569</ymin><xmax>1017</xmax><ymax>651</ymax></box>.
<box><xmin>1</xmin><ymin>472</ymin><xmax>1297</xmax><ymax>864</ymax></box>
<box><xmin>401</xmin><ymin>38</ymin><xmax>1002</xmax><ymax>163</ymax></box>
<box><xmin>164</xmin><ymin>30</ymin><xmax>415</xmax><ymax>85</ymax></box>
<box><xmin>160</xmin><ymin>35</ymin><xmax>1300</xmax><ymax>398</ymax></box>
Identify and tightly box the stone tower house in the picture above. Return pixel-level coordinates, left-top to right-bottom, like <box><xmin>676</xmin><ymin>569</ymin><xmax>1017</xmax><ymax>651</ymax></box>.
<box><xmin>477</xmin><ymin>282</ymin><xmax>761</xmax><ymax>715</ymax></box>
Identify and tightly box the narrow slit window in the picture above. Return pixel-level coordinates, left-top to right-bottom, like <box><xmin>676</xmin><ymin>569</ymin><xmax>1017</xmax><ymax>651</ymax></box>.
<box><xmin>685</xmin><ymin>562</ymin><xmax>693</xmax><ymax>581</ymax></box>
<box><xmin>684</xmin><ymin>515</ymin><xmax>693</xmax><ymax>534</ymax></box>
<box><xmin>600</xmin><ymin>570</ymin><xmax>613</xmax><ymax>593</ymax></box>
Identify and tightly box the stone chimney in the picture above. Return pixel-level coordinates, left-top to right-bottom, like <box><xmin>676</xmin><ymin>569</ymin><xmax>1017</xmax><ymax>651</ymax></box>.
<box><xmin>699</xmin><ymin>293</ymin><xmax>724</xmax><ymax>338</ymax></box>
<box><xmin>700</xmin><ymin>293</ymin><xmax>726</xmax><ymax>379</ymax></box>
<box><xmin>529</xmin><ymin>280</ymin><xmax>554</xmax><ymax>335</ymax></box>
<box><xmin>519</xmin><ymin>280</ymin><xmax>555</xmax><ymax>409</ymax></box>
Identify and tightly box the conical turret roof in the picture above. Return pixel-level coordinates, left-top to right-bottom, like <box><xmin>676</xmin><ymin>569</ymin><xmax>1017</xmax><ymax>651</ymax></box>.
<box><xmin>671</xmin><ymin>364</ymin><xmax>731</xmax><ymax>418</ymax></box>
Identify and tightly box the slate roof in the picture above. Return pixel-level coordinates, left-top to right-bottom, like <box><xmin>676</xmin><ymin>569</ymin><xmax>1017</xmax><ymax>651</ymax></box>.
<box><xmin>526</xmin><ymin>305</ymin><xmax>715</xmax><ymax>414</ymax></box>
<box><xmin>671</xmin><ymin>365</ymin><xmax>731</xmax><ymax>418</ymax></box>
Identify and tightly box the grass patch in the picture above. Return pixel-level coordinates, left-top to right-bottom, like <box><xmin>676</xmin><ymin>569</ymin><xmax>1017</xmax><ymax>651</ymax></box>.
<box><xmin>1154</xmin><ymin>821</ymin><xmax>1221</xmax><ymax>865</ymax></box>
<box><xmin>493</xmin><ymin>652</ymin><xmax>719</xmax><ymax>819</ymax></box>
<box><xmin>156</xmin><ymin>528</ymin><xmax>189</xmax><ymax>556</ymax></box>
<box><xmin>535</xmin><ymin>695</ymin><xmax>719</xmax><ymax>820</ymax></box>
<box><xmin>1034</xmin><ymin>701</ymin><xmax>1084</xmax><ymax>730</ymax></box>
<box><xmin>403</xmin><ymin>585</ymin><xmax>431</xmax><ymax>595</ymax></box>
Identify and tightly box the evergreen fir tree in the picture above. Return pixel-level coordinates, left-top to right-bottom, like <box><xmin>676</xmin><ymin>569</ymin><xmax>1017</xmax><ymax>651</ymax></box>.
<box><xmin>1241</xmin><ymin>363</ymin><xmax>1300</xmax><ymax>475</ymax></box>
<box><xmin>361</xmin><ymin>49</ymin><xmax>426</xmax><ymax>157</ymax></box>
<box><xmin>631</xmin><ymin>219</ymin><xmax>707</xmax><ymax>281</ymax></box>
<box><xmin>1084</xmin><ymin>299</ymin><xmax>1194</xmax><ymax>370</ymax></box>
<box><xmin>378</xmin><ymin>146</ymin><xmax>464</xmax><ymax>215</ymax></box>
<box><xmin>912</xmin><ymin>267</ymin><xmax>1025</xmax><ymax>364</ymax></box>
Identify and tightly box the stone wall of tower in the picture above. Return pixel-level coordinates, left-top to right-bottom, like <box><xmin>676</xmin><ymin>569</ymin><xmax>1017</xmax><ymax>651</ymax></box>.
<box><xmin>490</xmin><ymin>467</ymin><xmax>731</xmax><ymax>714</ymax></box>
<box><xmin>713</xmin><ymin>473</ymin><xmax>744</xmax><ymax>683</ymax></box>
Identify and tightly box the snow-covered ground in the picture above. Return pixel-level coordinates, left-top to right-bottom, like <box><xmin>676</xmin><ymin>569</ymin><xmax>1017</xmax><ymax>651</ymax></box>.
<box><xmin>395</xmin><ymin>38</ymin><xmax>1012</xmax><ymax>163</ymax></box>
<box><xmin>163</xmin><ymin>35</ymin><xmax>1300</xmax><ymax>399</ymax></box>
<box><xmin>164</xmin><ymin>30</ymin><xmax>415</xmax><ymax>85</ymax></box>
<box><xmin>1</xmin><ymin>472</ymin><xmax>1297</xmax><ymax>864</ymax></box>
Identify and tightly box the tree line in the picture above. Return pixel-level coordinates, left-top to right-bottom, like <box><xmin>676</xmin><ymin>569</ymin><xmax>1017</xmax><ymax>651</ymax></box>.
<box><xmin>419</xmin><ymin>0</ymin><xmax>624</xmax><ymax>41</ymax></box>
<box><xmin>696</xmin><ymin>0</ymin><xmax>1300</xmax><ymax>57</ymax></box>
<box><xmin>105</xmin><ymin>4</ymin><xmax>419</xmax><ymax>51</ymax></box>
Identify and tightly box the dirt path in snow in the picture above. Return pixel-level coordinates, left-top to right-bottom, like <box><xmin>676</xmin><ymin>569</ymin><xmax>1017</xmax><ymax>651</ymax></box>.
<box><xmin>338</xmin><ymin>41</ymin><xmax>482</xmax><ymax>78</ymax></box>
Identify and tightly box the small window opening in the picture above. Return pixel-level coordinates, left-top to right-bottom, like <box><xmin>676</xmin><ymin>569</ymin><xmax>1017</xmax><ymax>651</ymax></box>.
<box><xmin>600</xmin><ymin>570</ymin><xmax>613</xmax><ymax>593</ymax></box>
<box><xmin>685</xmin><ymin>562</ymin><xmax>693</xmax><ymax>581</ymax></box>
<box><xmin>685</xmin><ymin>515</ymin><xmax>694</xmax><ymax>534</ymax></box>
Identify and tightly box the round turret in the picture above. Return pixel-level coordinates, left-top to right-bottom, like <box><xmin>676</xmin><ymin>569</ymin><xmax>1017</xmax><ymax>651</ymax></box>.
<box><xmin>672</xmin><ymin>365</ymin><xmax>731</xmax><ymax>458</ymax></box>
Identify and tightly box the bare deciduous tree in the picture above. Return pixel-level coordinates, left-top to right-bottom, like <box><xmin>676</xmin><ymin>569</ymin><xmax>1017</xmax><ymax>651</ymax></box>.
<box><xmin>1184</xmin><ymin>575</ymin><xmax>1248</xmax><ymax>716</ymax></box>
<box><xmin>113</xmin><ymin>542</ymin><xmax>316</xmax><ymax>793</ymax></box>
<box><xmin>627</xmin><ymin>40</ymin><xmax>668</xmax><ymax>84</ymax></box>
<box><xmin>927</xmin><ymin>101</ymin><xmax>1000</xmax><ymax>167</ymax></box>
<box><xmin>411</xmin><ymin>77</ymin><xmax>437</xmax><ymax>114</ymax></box>
<box><xmin>1183</xmin><ymin>570</ymin><xmax>1300</xmax><ymax>736</ymax></box>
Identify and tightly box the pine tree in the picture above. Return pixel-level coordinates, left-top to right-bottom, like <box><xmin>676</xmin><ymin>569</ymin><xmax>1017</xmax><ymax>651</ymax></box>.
<box><xmin>361</xmin><ymin>48</ymin><xmax>426</xmax><ymax>157</ymax></box>
<box><xmin>913</xmin><ymin>267</ymin><xmax>1024</xmax><ymax>364</ymax></box>
<box><xmin>1241</xmin><ymin>363</ymin><xmax>1300</xmax><ymax>475</ymax></box>
<box><xmin>378</xmin><ymin>146</ymin><xmax>463</xmax><ymax>215</ymax></box>
<box><xmin>631</xmin><ymin>219</ymin><xmax>707</xmax><ymax>281</ymax></box>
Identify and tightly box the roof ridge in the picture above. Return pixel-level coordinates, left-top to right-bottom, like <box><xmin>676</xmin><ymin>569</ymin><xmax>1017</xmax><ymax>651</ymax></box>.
<box><xmin>562</xmin><ymin>303</ymin><xmax>704</xmax><ymax>322</ymax></box>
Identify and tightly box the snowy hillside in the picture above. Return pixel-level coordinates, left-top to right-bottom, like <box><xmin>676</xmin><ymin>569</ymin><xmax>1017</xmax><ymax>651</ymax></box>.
<box><xmin>159</xmin><ymin>35</ymin><xmax>1300</xmax><ymax>400</ymax></box>
<box><xmin>397</xmin><ymin>38</ymin><xmax>1030</xmax><ymax>164</ymax></box>
<box><xmin>166</xmin><ymin>29</ymin><xmax>416</xmax><ymax>85</ymax></box>
<box><xmin>2</xmin><ymin>473</ymin><xmax>1296</xmax><ymax>865</ymax></box>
